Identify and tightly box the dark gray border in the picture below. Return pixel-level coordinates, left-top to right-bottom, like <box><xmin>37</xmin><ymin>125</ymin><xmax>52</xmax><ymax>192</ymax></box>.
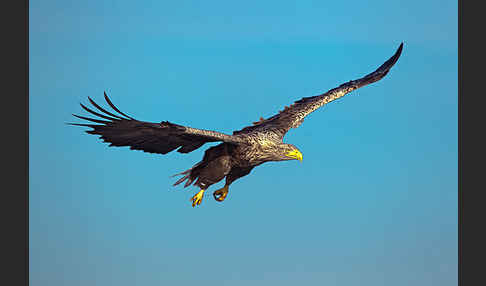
<box><xmin>3</xmin><ymin>1</ymin><xmax>28</xmax><ymax>285</ymax></box>
<box><xmin>459</xmin><ymin>0</ymin><xmax>482</xmax><ymax>285</ymax></box>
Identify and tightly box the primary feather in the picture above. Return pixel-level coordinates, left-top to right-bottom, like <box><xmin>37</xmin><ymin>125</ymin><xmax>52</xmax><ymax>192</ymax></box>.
<box><xmin>70</xmin><ymin>92</ymin><xmax>244</xmax><ymax>155</ymax></box>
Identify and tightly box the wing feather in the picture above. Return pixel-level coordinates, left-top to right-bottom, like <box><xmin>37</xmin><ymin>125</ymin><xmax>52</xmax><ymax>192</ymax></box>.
<box><xmin>79</xmin><ymin>103</ymin><xmax>119</xmax><ymax>121</ymax></box>
<box><xmin>103</xmin><ymin>91</ymin><xmax>135</xmax><ymax>120</ymax></box>
<box><xmin>233</xmin><ymin>43</ymin><xmax>403</xmax><ymax>137</ymax></box>
<box><xmin>70</xmin><ymin>93</ymin><xmax>244</xmax><ymax>155</ymax></box>
<box><xmin>88</xmin><ymin>96</ymin><xmax>127</xmax><ymax>120</ymax></box>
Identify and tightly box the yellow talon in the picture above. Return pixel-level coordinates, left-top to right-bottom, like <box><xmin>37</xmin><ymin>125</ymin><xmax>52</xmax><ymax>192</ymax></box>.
<box><xmin>190</xmin><ymin>189</ymin><xmax>205</xmax><ymax>207</ymax></box>
<box><xmin>213</xmin><ymin>185</ymin><xmax>229</xmax><ymax>202</ymax></box>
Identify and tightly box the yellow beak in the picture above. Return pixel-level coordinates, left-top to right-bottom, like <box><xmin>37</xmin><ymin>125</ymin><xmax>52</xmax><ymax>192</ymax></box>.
<box><xmin>286</xmin><ymin>150</ymin><xmax>303</xmax><ymax>162</ymax></box>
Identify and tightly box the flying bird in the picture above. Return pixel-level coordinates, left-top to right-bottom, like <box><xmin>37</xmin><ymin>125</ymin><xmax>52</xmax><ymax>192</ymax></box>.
<box><xmin>70</xmin><ymin>43</ymin><xmax>403</xmax><ymax>207</ymax></box>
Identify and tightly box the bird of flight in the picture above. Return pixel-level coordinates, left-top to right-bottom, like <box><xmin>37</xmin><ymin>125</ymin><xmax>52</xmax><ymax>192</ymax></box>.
<box><xmin>71</xmin><ymin>43</ymin><xmax>403</xmax><ymax>207</ymax></box>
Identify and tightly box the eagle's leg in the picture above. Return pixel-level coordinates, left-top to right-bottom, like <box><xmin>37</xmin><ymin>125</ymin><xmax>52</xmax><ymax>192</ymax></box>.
<box><xmin>190</xmin><ymin>189</ymin><xmax>205</xmax><ymax>207</ymax></box>
<box><xmin>213</xmin><ymin>185</ymin><xmax>229</xmax><ymax>202</ymax></box>
<box><xmin>212</xmin><ymin>166</ymin><xmax>255</xmax><ymax>202</ymax></box>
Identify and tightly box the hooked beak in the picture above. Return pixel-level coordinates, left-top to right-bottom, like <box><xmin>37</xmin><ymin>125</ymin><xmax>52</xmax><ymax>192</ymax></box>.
<box><xmin>286</xmin><ymin>150</ymin><xmax>303</xmax><ymax>162</ymax></box>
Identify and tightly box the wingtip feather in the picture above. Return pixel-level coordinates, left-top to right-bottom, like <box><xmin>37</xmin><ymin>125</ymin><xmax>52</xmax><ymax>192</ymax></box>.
<box><xmin>87</xmin><ymin>95</ymin><xmax>127</xmax><ymax>120</ymax></box>
<box><xmin>103</xmin><ymin>92</ymin><xmax>135</xmax><ymax>120</ymax></box>
<box><xmin>72</xmin><ymin>114</ymin><xmax>112</xmax><ymax>124</ymax></box>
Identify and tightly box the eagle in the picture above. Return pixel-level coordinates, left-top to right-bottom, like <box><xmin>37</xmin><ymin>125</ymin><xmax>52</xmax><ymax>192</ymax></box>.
<box><xmin>70</xmin><ymin>43</ymin><xmax>403</xmax><ymax>207</ymax></box>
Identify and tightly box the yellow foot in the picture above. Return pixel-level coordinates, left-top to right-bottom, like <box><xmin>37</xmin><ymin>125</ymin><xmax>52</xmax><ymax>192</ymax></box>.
<box><xmin>190</xmin><ymin>189</ymin><xmax>205</xmax><ymax>207</ymax></box>
<box><xmin>213</xmin><ymin>185</ymin><xmax>229</xmax><ymax>202</ymax></box>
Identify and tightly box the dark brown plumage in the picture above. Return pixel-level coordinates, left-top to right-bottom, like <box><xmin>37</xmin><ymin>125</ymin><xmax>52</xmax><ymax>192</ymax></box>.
<box><xmin>70</xmin><ymin>43</ymin><xmax>403</xmax><ymax>207</ymax></box>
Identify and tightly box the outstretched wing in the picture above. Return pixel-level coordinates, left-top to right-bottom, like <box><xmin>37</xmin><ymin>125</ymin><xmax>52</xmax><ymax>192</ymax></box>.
<box><xmin>233</xmin><ymin>43</ymin><xmax>403</xmax><ymax>137</ymax></box>
<box><xmin>69</xmin><ymin>92</ymin><xmax>244</xmax><ymax>155</ymax></box>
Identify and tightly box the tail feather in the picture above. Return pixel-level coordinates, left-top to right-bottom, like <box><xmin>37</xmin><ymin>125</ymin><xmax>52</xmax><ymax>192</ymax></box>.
<box><xmin>172</xmin><ymin>162</ymin><xmax>203</xmax><ymax>188</ymax></box>
<box><xmin>184</xmin><ymin>177</ymin><xmax>195</xmax><ymax>188</ymax></box>
<box><xmin>173</xmin><ymin>173</ymin><xmax>191</xmax><ymax>186</ymax></box>
<box><xmin>171</xmin><ymin>169</ymin><xmax>191</xmax><ymax>178</ymax></box>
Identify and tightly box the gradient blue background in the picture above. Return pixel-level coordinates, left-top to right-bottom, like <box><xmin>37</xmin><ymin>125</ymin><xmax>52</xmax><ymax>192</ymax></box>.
<box><xmin>30</xmin><ymin>1</ymin><xmax>457</xmax><ymax>285</ymax></box>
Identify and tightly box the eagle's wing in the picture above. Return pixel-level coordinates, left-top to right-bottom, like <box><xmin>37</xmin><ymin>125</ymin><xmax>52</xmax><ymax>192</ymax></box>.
<box><xmin>233</xmin><ymin>43</ymin><xmax>403</xmax><ymax>137</ymax></box>
<box><xmin>70</xmin><ymin>92</ymin><xmax>245</xmax><ymax>155</ymax></box>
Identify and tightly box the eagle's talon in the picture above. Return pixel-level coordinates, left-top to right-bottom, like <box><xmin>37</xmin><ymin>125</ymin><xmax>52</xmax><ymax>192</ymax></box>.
<box><xmin>213</xmin><ymin>185</ymin><xmax>229</xmax><ymax>202</ymax></box>
<box><xmin>190</xmin><ymin>189</ymin><xmax>205</xmax><ymax>207</ymax></box>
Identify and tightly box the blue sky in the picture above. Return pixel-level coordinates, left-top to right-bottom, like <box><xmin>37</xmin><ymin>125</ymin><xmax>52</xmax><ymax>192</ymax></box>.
<box><xmin>30</xmin><ymin>1</ymin><xmax>457</xmax><ymax>285</ymax></box>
